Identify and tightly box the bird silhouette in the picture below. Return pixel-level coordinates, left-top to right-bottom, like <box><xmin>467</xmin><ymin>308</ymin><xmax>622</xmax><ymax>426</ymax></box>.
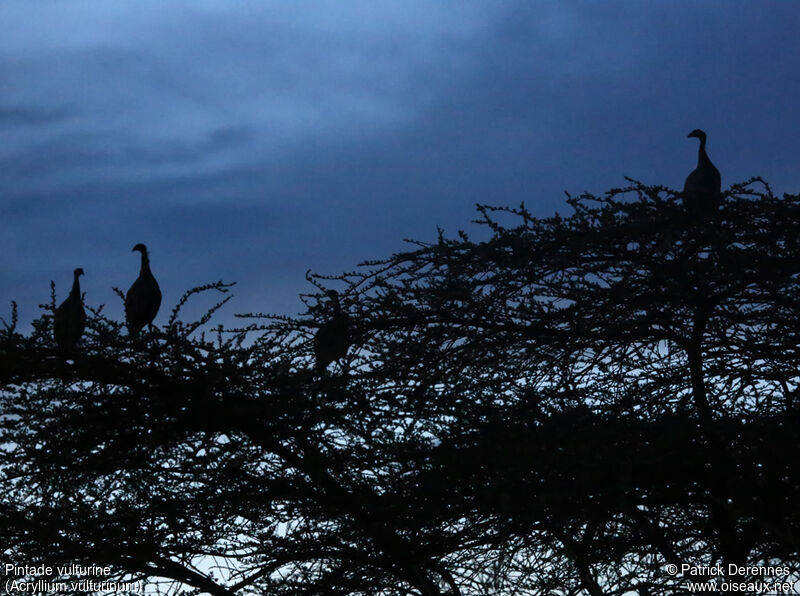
<box><xmin>683</xmin><ymin>129</ymin><xmax>721</xmax><ymax>216</ymax></box>
<box><xmin>53</xmin><ymin>268</ymin><xmax>86</xmax><ymax>352</ymax></box>
<box><xmin>125</xmin><ymin>243</ymin><xmax>162</xmax><ymax>335</ymax></box>
<box><xmin>314</xmin><ymin>290</ymin><xmax>350</xmax><ymax>374</ymax></box>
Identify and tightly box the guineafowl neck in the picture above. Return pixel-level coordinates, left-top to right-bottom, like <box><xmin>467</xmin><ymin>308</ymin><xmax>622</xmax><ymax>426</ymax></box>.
<box><xmin>698</xmin><ymin>141</ymin><xmax>710</xmax><ymax>166</ymax></box>
<box><xmin>140</xmin><ymin>253</ymin><xmax>152</xmax><ymax>274</ymax></box>
<box><xmin>71</xmin><ymin>275</ymin><xmax>81</xmax><ymax>296</ymax></box>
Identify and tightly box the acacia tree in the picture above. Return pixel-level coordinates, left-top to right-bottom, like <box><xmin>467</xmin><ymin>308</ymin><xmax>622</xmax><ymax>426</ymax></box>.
<box><xmin>1</xmin><ymin>178</ymin><xmax>799</xmax><ymax>595</ymax></box>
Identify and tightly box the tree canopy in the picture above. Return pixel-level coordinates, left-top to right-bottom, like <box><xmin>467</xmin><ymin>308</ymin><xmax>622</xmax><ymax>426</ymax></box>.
<box><xmin>1</xmin><ymin>178</ymin><xmax>799</xmax><ymax>595</ymax></box>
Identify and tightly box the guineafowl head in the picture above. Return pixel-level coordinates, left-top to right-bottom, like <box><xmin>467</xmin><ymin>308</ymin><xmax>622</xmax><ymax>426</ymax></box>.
<box><xmin>687</xmin><ymin>129</ymin><xmax>707</xmax><ymax>142</ymax></box>
<box><xmin>322</xmin><ymin>289</ymin><xmax>342</xmax><ymax>313</ymax></box>
<box><xmin>132</xmin><ymin>243</ymin><xmax>148</xmax><ymax>254</ymax></box>
<box><xmin>73</xmin><ymin>268</ymin><xmax>84</xmax><ymax>277</ymax></box>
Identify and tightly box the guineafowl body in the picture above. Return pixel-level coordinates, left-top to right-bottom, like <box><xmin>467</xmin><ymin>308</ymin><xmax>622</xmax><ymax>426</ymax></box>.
<box><xmin>125</xmin><ymin>243</ymin><xmax>161</xmax><ymax>335</ymax></box>
<box><xmin>54</xmin><ymin>268</ymin><xmax>86</xmax><ymax>351</ymax></box>
<box><xmin>314</xmin><ymin>290</ymin><xmax>350</xmax><ymax>374</ymax></box>
<box><xmin>683</xmin><ymin>129</ymin><xmax>721</xmax><ymax>215</ymax></box>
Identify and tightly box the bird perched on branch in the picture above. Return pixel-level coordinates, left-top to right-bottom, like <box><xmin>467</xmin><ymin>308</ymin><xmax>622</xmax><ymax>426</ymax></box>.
<box><xmin>54</xmin><ymin>268</ymin><xmax>86</xmax><ymax>352</ymax></box>
<box><xmin>683</xmin><ymin>129</ymin><xmax>721</xmax><ymax>216</ymax></box>
<box><xmin>314</xmin><ymin>290</ymin><xmax>350</xmax><ymax>374</ymax></box>
<box><xmin>125</xmin><ymin>243</ymin><xmax>161</xmax><ymax>335</ymax></box>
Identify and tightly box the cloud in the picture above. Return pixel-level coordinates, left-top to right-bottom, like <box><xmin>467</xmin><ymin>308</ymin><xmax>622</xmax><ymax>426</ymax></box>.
<box><xmin>0</xmin><ymin>2</ymin><xmax>499</xmax><ymax>197</ymax></box>
<box><xmin>1</xmin><ymin>1</ymin><xmax>799</xmax><ymax>330</ymax></box>
<box><xmin>0</xmin><ymin>105</ymin><xmax>71</xmax><ymax>127</ymax></box>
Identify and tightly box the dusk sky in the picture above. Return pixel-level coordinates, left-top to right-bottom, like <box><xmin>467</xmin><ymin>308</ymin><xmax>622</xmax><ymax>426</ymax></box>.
<box><xmin>2</xmin><ymin>2</ymin><xmax>799</xmax><ymax>330</ymax></box>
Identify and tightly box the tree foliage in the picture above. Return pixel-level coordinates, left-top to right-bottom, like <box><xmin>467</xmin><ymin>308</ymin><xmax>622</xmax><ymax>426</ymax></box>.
<box><xmin>1</xmin><ymin>179</ymin><xmax>799</xmax><ymax>595</ymax></box>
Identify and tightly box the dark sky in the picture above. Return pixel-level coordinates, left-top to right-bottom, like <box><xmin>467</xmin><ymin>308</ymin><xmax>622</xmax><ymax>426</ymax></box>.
<box><xmin>2</xmin><ymin>2</ymin><xmax>799</xmax><ymax>329</ymax></box>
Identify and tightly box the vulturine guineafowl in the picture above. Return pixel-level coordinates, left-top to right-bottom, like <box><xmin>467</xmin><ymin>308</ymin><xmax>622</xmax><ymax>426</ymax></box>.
<box><xmin>683</xmin><ymin>129</ymin><xmax>721</xmax><ymax>216</ymax></box>
<box><xmin>125</xmin><ymin>243</ymin><xmax>161</xmax><ymax>335</ymax></box>
<box><xmin>314</xmin><ymin>290</ymin><xmax>350</xmax><ymax>375</ymax></box>
<box><xmin>54</xmin><ymin>267</ymin><xmax>86</xmax><ymax>352</ymax></box>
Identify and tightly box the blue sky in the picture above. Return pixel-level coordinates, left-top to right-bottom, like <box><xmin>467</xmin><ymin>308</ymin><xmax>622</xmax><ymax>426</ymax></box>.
<box><xmin>2</xmin><ymin>1</ymin><xmax>799</xmax><ymax>329</ymax></box>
